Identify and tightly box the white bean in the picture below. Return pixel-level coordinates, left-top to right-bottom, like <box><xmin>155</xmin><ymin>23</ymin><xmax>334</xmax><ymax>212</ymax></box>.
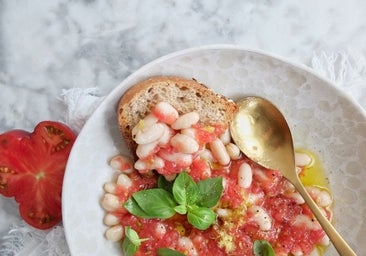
<box><xmin>319</xmin><ymin>234</ymin><xmax>330</xmax><ymax>246</ymax></box>
<box><xmin>178</xmin><ymin>237</ymin><xmax>198</xmax><ymax>256</ymax></box>
<box><xmin>317</xmin><ymin>190</ymin><xmax>332</xmax><ymax>208</ymax></box>
<box><xmin>238</xmin><ymin>162</ymin><xmax>253</xmax><ymax>189</ymax></box>
<box><xmin>152</xmin><ymin>156</ymin><xmax>165</xmax><ymax>169</ymax></box>
<box><xmin>134</xmin><ymin>123</ymin><xmax>165</xmax><ymax>145</ymax></box>
<box><xmin>103</xmin><ymin>182</ymin><xmax>117</xmax><ymax>194</ymax></box>
<box><xmin>249</xmin><ymin>205</ymin><xmax>272</xmax><ymax>231</ymax></box>
<box><xmin>295</xmin><ymin>152</ymin><xmax>312</xmax><ymax>167</ymax></box>
<box><xmin>134</xmin><ymin>156</ymin><xmax>165</xmax><ymax>171</ymax></box>
<box><xmin>171</xmin><ymin>111</ymin><xmax>200</xmax><ymax>130</ymax></box>
<box><xmin>142</xmin><ymin>114</ymin><xmax>159</xmax><ymax>126</ymax></box>
<box><xmin>154</xmin><ymin>223</ymin><xmax>166</xmax><ymax>239</ymax></box>
<box><xmin>219</xmin><ymin>128</ymin><xmax>231</xmax><ymax>145</ymax></box>
<box><xmin>153</xmin><ymin>102</ymin><xmax>179</xmax><ymax>124</ymax></box>
<box><xmin>226</xmin><ymin>143</ymin><xmax>241</xmax><ymax>160</ymax></box>
<box><xmin>216</xmin><ymin>208</ymin><xmax>232</xmax><ymax>218</ymax></box>
<box><xmin>158</xmin><ymin>123</ymin><xmax>174</xmax><ymax>146</ymax></box>
<box><xmin>105</xmin><ymin>225</ymin><xmax>124</xmax><ymax>242</ymax></box>
<box><xmin>101</xmin><ymin>193</ymin><xmax>120</xmax><ymax>211</ymax></box>
<box><xmin>170</xmin><ymin>133</ymin><xmax>199</xmax><ymax>154</ymax></box>
<box><xmin>116</xmin><ymin>173</ymin><xmax>133</xmax><ymax>189</ymax></box>
<box><xmin>109</xmin><ymin>155</ymin><xmax>134</xmax><ymax>173</ymax></box>
<box><xmin>103</xmin><ymin>213</ymin><xmax>120</xmax><ymax>226</ymax></box>
<box><xmin>134</xmin><ymin>159</ymin><xmax>146</xmax><ymax>171</ymax></box>
<box><xmin>181</xmin><ymin>128</ymin><xmax>197</xmax><ymax>138</ymax></box>
<box><xmin>306</xmin><ymin>186</ymin><xmax>333</xmax><ymax>207</ymax></box>
<box><xmin>293</xmin><ymin>214</ymin><xmax>321</xmax><ymax>230</ymax></box>
<box><xmin>286</xmin><ymin>191</ymin><xmax>305</xmax><ymax>205</ymax></box>
<box><xmin>136</xmin><ymin>140</ymin><xmax>159</xmax><ymax>159</ymax></box>
<box><xmin>158</xmin><ymin>150</ymin><xmax>193</xmax><ymax>167</ymax></box>
<box><xmin>198</xmin><ymin>148</ymin><xmax>216</xmax><ymax>162</ymax></box>
<box><xmin>131</xmin><ymin>114</ymin><xmax>157</xmax><ymax>137</ymax></box>
<box><xmin>210</xmin><ymin>138</ymin><xmax>230</xmax><ymax>165</ymax></box>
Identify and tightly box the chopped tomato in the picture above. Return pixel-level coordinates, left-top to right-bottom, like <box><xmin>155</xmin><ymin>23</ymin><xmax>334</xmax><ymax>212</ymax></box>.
<box><xmin>192</xmin><ymin>123</ymin><xmax>226</xmax><ymax>144</ymax></box>
<box><xmin>0</xmin><ymin>121</ymin><xmax>76</xmax><ymax>229</ymax></box>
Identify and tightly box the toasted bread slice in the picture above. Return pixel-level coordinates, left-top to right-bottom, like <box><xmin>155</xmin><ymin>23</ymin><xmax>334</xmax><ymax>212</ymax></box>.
<box><xmin>117</xmin><ymin>76</ymin><xmax>237</xmax><ymax>156</ymax></box>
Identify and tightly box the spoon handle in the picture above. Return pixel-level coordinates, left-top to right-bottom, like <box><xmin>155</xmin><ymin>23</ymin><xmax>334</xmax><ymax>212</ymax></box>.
<box><xmin>293</xmin><ymin>179</ymin><xmax>357</xmax><ymax>256</ymax></box>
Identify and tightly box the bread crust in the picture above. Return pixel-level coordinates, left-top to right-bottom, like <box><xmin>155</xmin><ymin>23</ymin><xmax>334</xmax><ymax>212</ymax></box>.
<box><xmin>117</xmin><ymin>76</ymin><xmax>237</xmax><ymax>157</ymax></box>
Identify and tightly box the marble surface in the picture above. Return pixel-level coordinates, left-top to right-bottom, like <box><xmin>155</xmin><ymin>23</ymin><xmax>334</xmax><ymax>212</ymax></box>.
<box><xmin>1</xmin><ymin>0</ymin><xmax>366</xmax><ymax>132</ymax></box>
<box><xmin>1</xmin><ymin>0</ymin><xmax>366</xmax><ymax>253</ymax></box>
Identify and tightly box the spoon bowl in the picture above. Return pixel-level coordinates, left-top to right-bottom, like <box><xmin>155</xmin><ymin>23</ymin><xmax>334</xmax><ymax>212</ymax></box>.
<box><xmin>230</xmin><ymin>96</ymin><xmax>356</xmax><ymax>256</ymax></box>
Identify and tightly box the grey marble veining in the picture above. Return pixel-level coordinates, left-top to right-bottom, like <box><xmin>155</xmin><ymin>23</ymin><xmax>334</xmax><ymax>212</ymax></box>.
<box><xmin>1</xmin><ymin>0</ymin><xmax>366</xmax><ymax>132</ymax></box>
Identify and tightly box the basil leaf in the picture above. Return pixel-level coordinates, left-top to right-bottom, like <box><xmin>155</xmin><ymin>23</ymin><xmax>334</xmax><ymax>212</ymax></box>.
<box><xmin>174</xmin><ymin>204</ymin><xmax>187</xmax><ymax>214</ymax></box>
<box><xmin>253</xmin><ymin>240</ymin><xmax>275</xmax><ymax>256</ymax></box>
<box><xmin>157</xmin><ymin>247</ymin><xmax>185</xmax><ymax>256</ymax></box>
<box><xmin>125</xmin><ymin>226</ymin><xmax>141</xmax><ymax>245</ymax></box>
<box><xmin>187</xmin><ymin>206</ymin><xmax>216</xmax><ymax>230</ymax></box>
<box><xmin>173</xmin><ymin>172</ymin><xmax>199</xmax><ymax>205</ymax></box>
<box><xmin>196</xmin><ymin>176</ymin><xmax>223</xmax><ymax>208</ymax></box>
<box><xmin>158</xmin><ymin>175</ymin><xmax>174</xmax><ymax>193</ymax></box>
<box><xmin>121</xmin><ymin>227</ymin><xmax>148</xmax><ymax>256</ymax></box>
<box><xmin>121</xmin><ymin>237</ymin><xmax>139</xmax><ymax>256</ymax></box>
<box><xmin>131</xmin><ymin>188</ymin><xmax>177</xmax><ymax>218</ymax></box>
<box><xmin>124</xmin><ymin>198</ymin><xmax>152</xmax><ymax>218</ymax></box>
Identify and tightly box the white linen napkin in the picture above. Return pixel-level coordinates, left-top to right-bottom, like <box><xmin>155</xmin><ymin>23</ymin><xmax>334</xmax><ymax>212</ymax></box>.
<box><xmin>312</xmin><ymin>49</ymin><xmax>366</xmax><ymax>109</ymax></box>
<box><xmin>0</xmin><ymin>50</ymin><xmax>365</xmax><ymax>256</ymax></box>
<box><xmin>0</xmin><ymin>88</ymin><xmax>104</xmax><ymax>256</ymax></box>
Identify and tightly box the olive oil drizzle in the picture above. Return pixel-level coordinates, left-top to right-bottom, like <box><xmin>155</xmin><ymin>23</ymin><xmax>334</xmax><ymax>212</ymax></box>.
<box><xmin>296</xmin><ymin>149</ymin><xmax>330</xmax><ymax>189</ymax></box>
<box><xmin>296</xmin><ymin>148</ymin><xmax>333</xmax><ymax>256</ymax></box>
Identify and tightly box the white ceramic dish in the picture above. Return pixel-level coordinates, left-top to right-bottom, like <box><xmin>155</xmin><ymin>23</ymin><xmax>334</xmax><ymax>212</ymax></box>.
<box><xmin>62</xmin><ymin>45</ymin><xmax>366</xmax><ymax>255</ymax></box>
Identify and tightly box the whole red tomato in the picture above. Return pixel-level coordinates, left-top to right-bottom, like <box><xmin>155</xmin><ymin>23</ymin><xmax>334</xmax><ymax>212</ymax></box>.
<box><xmin>0</xmin><ymin>121</ymin><xmax>76</xmax><ymax>229</ymax></box>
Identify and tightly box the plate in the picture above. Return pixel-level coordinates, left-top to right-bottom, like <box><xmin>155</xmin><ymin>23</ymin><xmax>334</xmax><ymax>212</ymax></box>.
<box><xmin>62</xmin><ymin>45</ymin><xmax>366</xmax><ymax>255</ymax></box>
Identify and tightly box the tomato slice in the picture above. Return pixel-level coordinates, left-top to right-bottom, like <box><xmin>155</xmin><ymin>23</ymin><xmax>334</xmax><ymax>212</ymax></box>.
<box><xmin>0</xmin><ymin>121</ymin><xmax>76</xmax><ymax>229</ymax></box>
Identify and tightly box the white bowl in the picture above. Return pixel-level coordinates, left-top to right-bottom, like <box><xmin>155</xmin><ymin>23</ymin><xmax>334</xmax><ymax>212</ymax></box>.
<box><xmin>62</xmin><ymin>45</ymin><xmax>366</xmax><ymax>255</ymax></box>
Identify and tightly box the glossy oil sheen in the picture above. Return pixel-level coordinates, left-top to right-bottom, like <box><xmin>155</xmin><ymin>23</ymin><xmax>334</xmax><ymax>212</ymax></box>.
<box><xmin>297</xmin><ymin>149</ymin><xmax>329</xmax><ymax>189</ymax></box>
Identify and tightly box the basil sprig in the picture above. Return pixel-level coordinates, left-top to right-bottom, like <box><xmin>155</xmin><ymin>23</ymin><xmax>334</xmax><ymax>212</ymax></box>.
<box><xmin>121</xmin><ymin>226</ymin><xmax>149</xmax><ymax>256</ymax></box>
<box><xmin>253</xmin><ymin>240</ymin><xmax>275</xmax><ymax>256</ymax></box>
<box><xmin>124</xmin><ymin>172</ymin><xmax>223</xmax><ymax>230</ymax></box>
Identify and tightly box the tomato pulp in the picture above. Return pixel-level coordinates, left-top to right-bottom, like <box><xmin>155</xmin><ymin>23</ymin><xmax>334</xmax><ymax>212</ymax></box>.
<box><xmin>110</xmin><ymin>155</ymin><xmax>330</xmax><ymax>256</ymax></box>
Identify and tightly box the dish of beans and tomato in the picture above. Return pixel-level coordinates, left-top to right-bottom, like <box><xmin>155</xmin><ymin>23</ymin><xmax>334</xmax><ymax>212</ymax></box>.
<box><xmin>101</xmin><ymin>101</ymin><xmax>333</xmax><ymax>256</ymax></box>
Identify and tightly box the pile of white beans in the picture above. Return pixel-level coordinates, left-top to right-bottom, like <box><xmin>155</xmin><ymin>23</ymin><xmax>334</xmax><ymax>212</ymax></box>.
<box><xmin>131</xmin><ymin>101</ymin><xmax>243</xmax><ymax>178</ymax></box>
<box><xmin>101</xmin><ymin>101</ymin><xmax>333</xmax><ymax>256</ymax></box>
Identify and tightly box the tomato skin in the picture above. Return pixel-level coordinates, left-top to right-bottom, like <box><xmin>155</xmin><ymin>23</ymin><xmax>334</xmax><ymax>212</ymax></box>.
<box><xmin>0</xmin><ymin>121</ymin><xmax>76</xmax><ymax>229</ymax></box>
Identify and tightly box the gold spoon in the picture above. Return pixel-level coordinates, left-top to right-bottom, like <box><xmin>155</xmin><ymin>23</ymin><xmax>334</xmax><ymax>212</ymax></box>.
<box><xmin>230</xmin><ymin>96</ymin><xmax>356</xmax><ymax>256</ymax></box>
